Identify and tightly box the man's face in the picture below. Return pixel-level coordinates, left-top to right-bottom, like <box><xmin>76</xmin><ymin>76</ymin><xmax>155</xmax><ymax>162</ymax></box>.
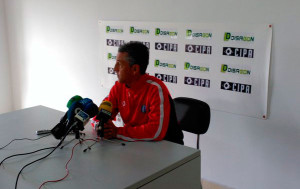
<box><xmin>114</xmin><ymin>52</ymin><xmax>134</xmax><ymax>84</ymax></box>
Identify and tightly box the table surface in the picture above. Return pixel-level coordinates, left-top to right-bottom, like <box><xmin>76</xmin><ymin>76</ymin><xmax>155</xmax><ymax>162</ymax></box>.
<box><xmin>0</xmin><ymin>106</ymin><xmax>200</xmax><ymax>189</ymax></box>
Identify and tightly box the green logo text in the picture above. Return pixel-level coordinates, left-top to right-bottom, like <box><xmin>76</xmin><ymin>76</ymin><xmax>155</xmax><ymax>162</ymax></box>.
<box><xmin>155</xmin><ymin>28</ymin><xmax>177</xmax><ymax>37</ymax></box>
<box><xmin>221</xmin><ymin>64</ymin><xmax>251</xmax><ymax>75</ymax></box>
<box><xmin>186</xmin><ymin>29</ymin><xmax>212</xmax><ymax>38</ymax></box>
<box><xmin>184</xmin><ymin>62</ymin><xmax>209</xmax><ymax>72</ymax></box>
<box><xmin>130</xmin><ymin>26</ymin><xmax>149</xmax><ymax>34</ymax></box>
<box><xmin>224</xmin><ymin>32</ymin><xmax>254</xmax><ymax>42</ymax></box>
<box><xmin>154</xmin><ymin>60</ymin><xmax>176</xmax><ymax>68</ymax></box>
<box><xmin>106</xmin><ymin>26</ymin><xmax>123</xmax><ymax>33</ymax></box>
<box><xmin>107</xmin><ymin>53</ymin><xmax>116</xmax><ymax>60</ymax></box>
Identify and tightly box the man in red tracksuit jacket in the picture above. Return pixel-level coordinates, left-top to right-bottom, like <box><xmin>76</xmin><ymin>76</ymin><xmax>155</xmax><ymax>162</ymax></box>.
<box><xmin>93</xmin><ymin>42</ymin><xmax>183</xmax><ymax>144</ymax></box>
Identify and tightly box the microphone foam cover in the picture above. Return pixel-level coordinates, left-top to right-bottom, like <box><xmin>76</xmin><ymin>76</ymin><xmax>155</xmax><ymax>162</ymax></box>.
<box><xmin>96</xmin><ymin>101</ymin><xmax>113</xmax><ymax>123</ymax></box>
<box><xmin>84</xmin><ymin>103</ymin><xmax>99</xmax><ymax>117</ymax></box>
<box><xmin>79</xmin><ymin>98</ymin><xmax>93</xmax><ymax>107</ymax></box>
<box><xmin>99</xmin><ymin>100</ymin><xmax>113</xmax><ymax>113</ymax></box>
<box><xmin>67</xmin><ymin>95</ymin><xmax>83</xmax><ymax>108</ymax></box>
<box><xmin>67</xmin><ymin>101</ymin><xmax>84</xmax><ymax>121</ymax></box>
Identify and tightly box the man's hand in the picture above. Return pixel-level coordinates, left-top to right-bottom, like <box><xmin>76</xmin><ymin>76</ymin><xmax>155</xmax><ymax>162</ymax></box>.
<box><xmin>103</xmin><ymin>120</ymin><xmax>117</xmax><ymax>139</ymax></box>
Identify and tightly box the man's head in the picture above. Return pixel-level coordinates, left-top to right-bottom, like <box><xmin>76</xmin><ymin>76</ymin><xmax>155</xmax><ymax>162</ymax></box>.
<box><xmin>118</xmin><ymin>41</ymin><xmax>149</xmax><ymax>74</ymax></box>
<box><xmin>114</xmin><ymin>42</ymin><xmax>149</xmax><ymax>86</ymax></box>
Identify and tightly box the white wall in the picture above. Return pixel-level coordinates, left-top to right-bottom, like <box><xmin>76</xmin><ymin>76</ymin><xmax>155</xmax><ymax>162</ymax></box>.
<box><xmin>0</xmin><ymin>0</ymin><xmax>12</xmax><ymax>114</ymax></box>
<box><xmin>3</xmin><ymin>0</ymin><xmax>300</xmax><ymax>189</ymax></box>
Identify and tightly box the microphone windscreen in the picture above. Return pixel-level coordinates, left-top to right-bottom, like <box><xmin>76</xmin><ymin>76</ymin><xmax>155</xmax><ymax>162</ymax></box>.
<box><xmin>84</xmin><ymin>103</ymin><xmax>99</xmax><ymax>118</ymax></box>
<box><xmin>96</xmin><ymin>101</ymin><xmax>113</xmax><ymax>137</ymax></box>
<box><xmin>98</xmin><ymin>100</ymin><xmax>113</xmax><ymax>113</ymax></box>
<box><xmin>67</xmin><ymin>101</ymin><xmax>84</xmax><ymax>121</ymax></box>
<box><xmin>67</xmin><ymin>95</ymin><xmax>83</xmax><ymax>108</ymax></box>
<box><xmin>96</xmin><ymin>101</ymin><xmax>113</xmax><ymax>124</ymax></box>
<box><xmin>79</xmin><ymin>98</ymin><xmax>93</xmax><ymax>107</ymax></box>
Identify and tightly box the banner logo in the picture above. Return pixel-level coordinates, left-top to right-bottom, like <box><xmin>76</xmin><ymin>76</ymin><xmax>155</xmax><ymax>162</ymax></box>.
<box><xmin>107</xmin><ymin>53</ymin><xmax>116</xmax><ymax>60</ymax></box>
<box><xmin>106</xmin><ymin>26</ymin><xmax>124</xmax><ymax>34</ymax></box>
<box><xmin>223</xmin><ymin>47</ymin><xmax>254</xmax><ymax>58</ymax></box>
<box><xmin>155</xmin><ymin>28</ymin><xmax>178</xmax><ymax>38</ymax></box>
<box><xmin>221</xmin><ymin>64</ymin><xmax>251</xmax><ymax>75</ymax></box>
<box><xmin>184</xmin><ymin>62</ymin><xmax>209</xmax><ymax>72</ymax></box>
<box><xmin>224</xmin><ymin>32</ymin><xmax>254</xmax><ymax>42</ymax></box>
<box><xmin>185</xmin><ymin>44</ymin><xmax>212</xmax><ymax>54</ymax></box>
<box><xmin>107</xmin><ymin>39</ymin><xmax>125</xmax><ymax>47</ymax></box>
<box><xmin>184</xmin><ymin>76</ymin><xmax>210</xmax><ymax>88</ymax></box>
<box><xmin>221</xmin><ymin>81</ymin><xmax>251</xmax><ymax>94</ymax></box>
<box><xmin>155</xmin><ymin>73</ymin><xmax>177</xmax><ymax>83</ymax></box>
<box><xmin>108</xmin><ymin>67</ymin><xmax>116</xmax><ymax>75</ymax></box>
<box><xmin>154</xmin><ymin>60</ymin><xmax>176</xmax><ymax>69</ymax></box>
<box><xmin>130</xmin><ymin>26</ymin><xmax>150</xmax><ymax>35</ymax></box>
<box><xmin>186</xmin><ymin>29</ymin><xmax>212</xmax><ymax>39</ymax></box>
<box><xmin>155</xmin><ymin>42</ymin><xmax>178</xmax><ymax>52</ymax></box>
<box><xmin>130</xmin><ymin>41</ymin><xmax>150</xmax><ymax>49</ymax></box>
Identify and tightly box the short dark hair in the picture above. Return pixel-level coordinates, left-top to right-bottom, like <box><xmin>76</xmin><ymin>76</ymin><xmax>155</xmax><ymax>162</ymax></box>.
<box><xmin>118</xmin><ymin>41</ymin><xmax>149</xmax><ymax>74</ymax></box>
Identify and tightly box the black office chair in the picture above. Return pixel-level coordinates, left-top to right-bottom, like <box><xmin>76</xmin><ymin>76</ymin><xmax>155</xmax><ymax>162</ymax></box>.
<box><xmin>173</xmin><ymin>97</ymin><xmax>210</xmax><ymax>149</ymax></box>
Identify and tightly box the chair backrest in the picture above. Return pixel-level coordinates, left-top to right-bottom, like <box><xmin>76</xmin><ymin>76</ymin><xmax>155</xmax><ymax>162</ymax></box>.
<box><xmin>173</xmin><ymin>97</ymin><xmax>210</xmax><ymax>135</ymax></box>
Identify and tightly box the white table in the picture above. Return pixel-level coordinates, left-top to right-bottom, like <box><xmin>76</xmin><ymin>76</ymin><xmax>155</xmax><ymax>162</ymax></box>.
<box><xmin>0</xmin><ymin>106</ymin><xmax>201</xmax><ymax>189</ymax></box>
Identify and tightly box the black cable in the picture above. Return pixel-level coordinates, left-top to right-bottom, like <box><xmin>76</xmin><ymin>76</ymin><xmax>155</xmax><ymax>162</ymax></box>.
<box><xmin>14</xmin><ymin>125</ymin><xmax>75</xmax><ymax>189</ymax></box>
<box><xmin>15</xmin><ymin>146</ymin><xmax>60</xmax><ymax>189</ymax></box>
<box><xmin>0</xmin><ymin>134</ymin><xmax>51</xmax><ymax>150</ymax></box>
<box><xmin>0</xmin><ymin>147</ymin><xmax>55</xmax><ymax>166</ymax></box>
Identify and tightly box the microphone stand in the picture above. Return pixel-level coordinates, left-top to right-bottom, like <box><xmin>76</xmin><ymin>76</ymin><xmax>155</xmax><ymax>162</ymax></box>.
<box><xmin>59</xmin><ymin>122</ymin><xmax>86</xmax><ymax>149</ymax></box>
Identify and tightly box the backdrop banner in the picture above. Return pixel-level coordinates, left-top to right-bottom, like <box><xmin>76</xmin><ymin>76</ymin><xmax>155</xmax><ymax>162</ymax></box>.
<box><xmin>99</xmin><ymin>21</ymin><xmax>272</xmax><ymax>119</ymax></box>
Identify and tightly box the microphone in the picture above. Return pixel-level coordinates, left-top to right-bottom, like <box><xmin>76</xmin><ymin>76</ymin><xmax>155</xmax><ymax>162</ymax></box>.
<box><xmin>51</xmin><ymin>97</ymin><xmax>98</xmax><ymax>140</ymax></box>
<box><xmin>51</xmin><ymin>95</ymin><xmax>83</xmax><ymax>139</ymax></box>
<box><xmin>66</xmin><ymin>95</ymin><xmax>83</xmax><ymax>108</ymax></box>
<box><xmin>71</xmin><ymin>102</ymin><xmax>98</xmax><ymax>139</ymax></box>
<box><xmin>96</xmin><ymin>101</ymin><xmax>113</xmax><ymax>137</ymax></box>
<box><xmin>66</xmin><ymin>98</ymin><xmax>94</xmax><ymax>124</ymax></box>
<box><xmin>66</xmin><ymin>98</ymin><xmax>96</xmax><ymax>127</ymax></box>
<box><xmin>58</xmin><ymin>95</ymin><xmax>83</xmax><ymax>126</ymax></box>
<box><xmin>73</xmin><ymin>98</ymin><xmax>98</xmax><ymax>126</ymax></box>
